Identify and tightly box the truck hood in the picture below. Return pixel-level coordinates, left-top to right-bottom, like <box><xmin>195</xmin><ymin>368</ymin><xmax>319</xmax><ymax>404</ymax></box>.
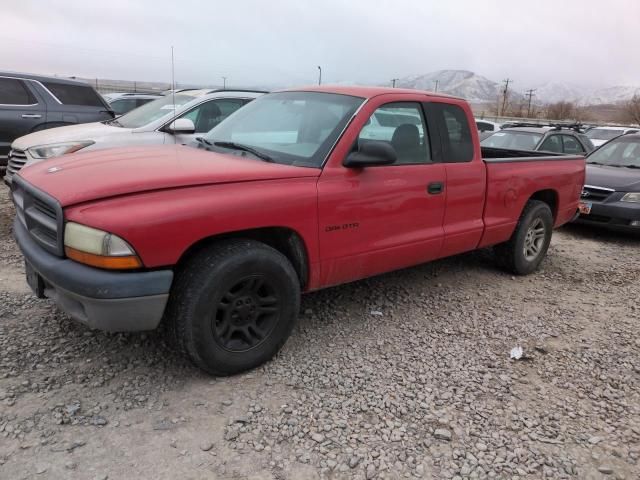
<box><xmin>12</xmin><ymin>122</ymin><xmax>127</xmax><ymax>151</ymax></box>
<box><xmin>586</xmin><ymin>164</ymin><xmax>640</xmax><ymax>192</ymax></box>
<box><xmin>18</xmin><ymin>145</ymin><xmax>321</xmax><ymax>206</ymax></box>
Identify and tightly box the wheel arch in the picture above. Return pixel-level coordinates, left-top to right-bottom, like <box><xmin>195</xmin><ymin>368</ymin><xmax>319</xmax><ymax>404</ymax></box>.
<box><xmin>175</xmin><ymin>227</ymin><xmax>310</xmax><ymax>289</ymax></box>
<box><xmin>528</xmin><ymin>189</ymin><xmax>558</xmax><ymax>221</ymax></box>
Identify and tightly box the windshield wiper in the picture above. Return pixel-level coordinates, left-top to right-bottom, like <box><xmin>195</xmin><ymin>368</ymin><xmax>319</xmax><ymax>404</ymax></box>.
<box><xmin>586</xmin><ymin>161</ymin><xmax>603</xmax><ymax>165</ymax></box>
<box><xmin>106</xmin><ymin>118</ymin><xmax>122</xmax><ymax>127</ymax></box>
<box><xmin>196</xmin><ymin>137</ymin><xmax>213</xmax><ymax>148</ymax></box>
<box><xmin>213</xmin><ymin>141</ymin><xmax>275</xmax><ymax>163</ymax></box>
<box><xmin>610</xmin><ymin>164</ymin><xmax>640</xmax><ymax>169</ymax></box>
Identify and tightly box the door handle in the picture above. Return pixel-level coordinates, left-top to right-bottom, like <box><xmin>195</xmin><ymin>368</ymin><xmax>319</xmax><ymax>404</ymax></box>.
<box><xmin>427</xmin><ymin>182</ymin><xmax>444</xmax><ymax>194</ymax></box>
<box><xmin>21</xmin><ymin>114</ymin><xmax>42</xmax><ymax>119</ymax></box>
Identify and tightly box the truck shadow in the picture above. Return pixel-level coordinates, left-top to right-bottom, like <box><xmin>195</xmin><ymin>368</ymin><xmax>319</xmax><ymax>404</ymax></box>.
<box><xmin>561</xmin><ymin>223</ymin><xmax>640</xmax><ymax>243</ymax></box>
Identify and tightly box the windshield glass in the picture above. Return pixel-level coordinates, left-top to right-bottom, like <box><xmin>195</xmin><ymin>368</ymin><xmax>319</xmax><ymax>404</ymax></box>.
<box><xmin>480</xmin><ymin>130</ymin><xmax>542</xmax><ymax>150</ymax></box>
<box><xmin>115</xmin><ymin>94</ymin><xmax>195</xmax><ymax>128</ymax></box>
<box><xmin>204</xmin><ymin>91</ymin><xmax>364</xmax><ymax>167</ymax></box>
<box><xmin>586</xmin><ymin>128</ymin><xmax>624</xmax><ymax>141</ymax></box>
<box><xmin>587</xmin><ymin>136</ymin><xmax>640</xmax><ymax>167</ymax></box>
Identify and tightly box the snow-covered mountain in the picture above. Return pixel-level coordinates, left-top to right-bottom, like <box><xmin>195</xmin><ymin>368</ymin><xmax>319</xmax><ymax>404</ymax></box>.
<box><xmin>585</xmin><ymin>85</ymin><xmax>640</xmax><ymax>105</ymax></box>
<box><xmin>395</xmin><ymin>70</ymin><xmax>638</xmax><ymax>105</ymax></box>
<box><xmin>530</xmin><ymin>82</ymin><xmax>584</xmax><ymax>104</ymax></box>
<box><xmin>396</xmin><ymin>70</ymin><xmax>516</xmax><ymax>103</ymax></box>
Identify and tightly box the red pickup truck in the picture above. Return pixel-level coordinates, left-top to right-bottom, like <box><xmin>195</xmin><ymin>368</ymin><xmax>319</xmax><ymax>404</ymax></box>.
<box><xmin>11</xmin><ymin>86</ymin><xmax>585</xmax><ymax>375</ymax></box>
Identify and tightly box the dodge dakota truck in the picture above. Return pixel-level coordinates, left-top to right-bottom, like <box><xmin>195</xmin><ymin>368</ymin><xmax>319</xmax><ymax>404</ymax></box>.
<box><xmin>11</xmin><ymin>86</ymin><xmax>585</xmax><ymax>375</ymax></box>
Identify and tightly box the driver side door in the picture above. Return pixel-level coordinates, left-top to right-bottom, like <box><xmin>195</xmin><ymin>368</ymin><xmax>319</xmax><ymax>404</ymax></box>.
<box><xmin>317</xmin><ymin>99</ymin><xmax>446</xmax><ymax>287</ymax></box>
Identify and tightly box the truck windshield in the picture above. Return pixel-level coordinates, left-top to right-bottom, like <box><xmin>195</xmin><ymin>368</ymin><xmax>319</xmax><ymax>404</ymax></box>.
<box><xmin>587</xmin><ymin>136</ymin><xmax>640</xmax><ymax>168</ymax></box>
<box><xmin>586</xmin><ymin>128</ymin><xmax>624</xmax><ymax>141</ymax></box>
<box><xmin>481</xmin><ymin>130</ymin><xmax>542</xmax><ymax>150</ymax></box>
<box><xmin>204</xmin><ymin>91</ymin><xmax>364</xmax><ymax>167</ymax></box>
<box><xmin>114</xmin><ymin>94</ymin><xmax>195</xmax><ymax>129</ymax></box>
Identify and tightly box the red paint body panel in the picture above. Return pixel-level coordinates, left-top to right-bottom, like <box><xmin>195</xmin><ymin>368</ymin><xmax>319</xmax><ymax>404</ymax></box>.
<box><xmin>17</xmin><ymin>86</ymin><xmax>585</xmax><ymax>293</ymax></box>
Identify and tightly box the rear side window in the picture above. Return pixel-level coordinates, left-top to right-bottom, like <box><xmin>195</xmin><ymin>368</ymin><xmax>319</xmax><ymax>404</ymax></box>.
<box><xmin>0</xmin><ymin>78</ymin><xmax>36</xmax><ymax>105</ymax></box>
<box><xmin>42</xmin><ymin>82</ymin><xmax>105</xmax><ymax>107</ymax></box>
<box><xmin>561</xmin><ymin>135</ymin><xmax>584</xmax><ymax>154</ymax></box>
<box><xmin>430</xmin><ymin>103</ymin><xmax>473</xmax><ymax>162</ymax></box>
<box><xmin>539</xmin><ymin>135</ymin><xmax>562</xmax><ymax>153</ymax></box>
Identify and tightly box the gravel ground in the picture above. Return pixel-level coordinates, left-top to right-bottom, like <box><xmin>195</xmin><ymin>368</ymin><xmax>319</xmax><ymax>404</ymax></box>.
<box><xmin>0</xmin><ymin>183</ymin><xmax>639</xmax><ymax>480</ymax></box>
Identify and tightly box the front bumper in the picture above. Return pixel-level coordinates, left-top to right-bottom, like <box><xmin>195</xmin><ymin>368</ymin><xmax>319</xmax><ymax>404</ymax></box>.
<box><xmin>14</xmin><ymin>218</ymin><xmax>173</xmax><ymax>331</ymax></box>
<box><xmin>576</xmin><ymin>200</ymin><xmax>640</xmax><ymax>232</ymax></box>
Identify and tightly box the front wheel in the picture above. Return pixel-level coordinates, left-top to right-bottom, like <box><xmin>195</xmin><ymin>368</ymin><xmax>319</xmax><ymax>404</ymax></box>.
<box><xmin>166</xmin><ymin>239</ymin><xmax>300</xmax><ymax>376</ymax></box>
<box><xmin>494</xmin><ymin>200</ymin><xmax>553</xmax><ymax>275</ymax></box>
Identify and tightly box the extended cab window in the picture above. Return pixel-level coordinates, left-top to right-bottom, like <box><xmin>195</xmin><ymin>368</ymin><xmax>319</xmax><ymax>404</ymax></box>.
<box><xmin>0</xmin><ymin>78</ymin><xmax>36</xmax><ymax>105</ymax></box>
<box><xmin>42</xmin><ymin>82</ymin><xmax>105</xmax><ymax>107</ymax></box>
<box><xmin>358</xmin><ymin>103</ymin><xmax>431</xmax><ymax>164</ymax></box>
<box><xmin>539</xmin><ymin>135</ymin><xmax>562</xmax><ymax>153</ymax></box>
<box><xmin>431</xmin><ymin>104</ymin><xmax>473</xmax><ymax>162</ymax></box>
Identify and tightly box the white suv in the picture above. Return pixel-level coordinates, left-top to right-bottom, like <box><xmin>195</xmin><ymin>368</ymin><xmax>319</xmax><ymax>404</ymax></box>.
<box><xmin>5</xmin><ymin>89</ymin><xmax>265</xmax><ymax>185</ymax></box>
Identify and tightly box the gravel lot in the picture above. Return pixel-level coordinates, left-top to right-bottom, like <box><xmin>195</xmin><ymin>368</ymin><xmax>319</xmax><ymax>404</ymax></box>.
<box><xmin>1</xmin><ymin>183</ymin><xmax>639</xmax><ymax>480</ymax></box>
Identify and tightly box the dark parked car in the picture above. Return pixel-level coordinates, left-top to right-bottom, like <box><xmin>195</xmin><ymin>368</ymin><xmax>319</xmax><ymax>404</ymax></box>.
<box><xmin>0</xmin><ymin>71</ymin><xmax>114</xmax><ymax>174</ymax></box>
<box><xmin>577</xmin><ymin>133</ymin><xmax>640</xmax><ymax>232</ymax></box>
<box><xmin>481</xmin><ymin>125</ymin><xmax>595</xmax><ymax>155</ymax></box>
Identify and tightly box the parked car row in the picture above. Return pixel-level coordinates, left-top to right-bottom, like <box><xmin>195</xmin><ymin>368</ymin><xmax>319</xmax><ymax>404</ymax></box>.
<box><xmin>4</xmin><ymin>88</ymin><xmax>265</xmax><ymax>185</ymax></box>
<box><xmin>1</xmin><ymin>71</ymin><xmax>114</xmax><ymax>173</ymax></box>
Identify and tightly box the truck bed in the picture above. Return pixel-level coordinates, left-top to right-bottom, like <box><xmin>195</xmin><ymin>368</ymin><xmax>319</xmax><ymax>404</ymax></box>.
<box><xmin>478</xmin><ymin>146</ymin><xmax>585</xmax><ymax>248</ymax></box>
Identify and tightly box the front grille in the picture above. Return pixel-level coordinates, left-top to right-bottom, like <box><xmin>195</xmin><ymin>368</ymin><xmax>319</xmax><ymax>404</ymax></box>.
<box><xmin>6</xmin><ymin>149</ymin><xmax>28</xmax><ymax>177</ymax></box>
<box><xmin>11</xmin><ymin>176</ymin><xmax>64</xmax><ymax>256</ymax></box>
<box><xmin>581</xmin><ymin>185</ymin><xmax>614</xmax><ymax>202</ymax></box>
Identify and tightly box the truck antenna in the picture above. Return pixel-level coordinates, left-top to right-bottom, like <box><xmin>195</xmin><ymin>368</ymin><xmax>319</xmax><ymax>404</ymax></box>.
<box><xmin>171</xmin><ymin>46</ymin><xmax>176</xmax><ymax>144</ymax></box>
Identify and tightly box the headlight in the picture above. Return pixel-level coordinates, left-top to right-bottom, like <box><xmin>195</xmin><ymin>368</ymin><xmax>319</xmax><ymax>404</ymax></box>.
<box><xmin>621</xmin><ymin>192</ymin><xmax>640</xmax><ymax>203</ymax></box>
<box><xmin>28</xmin><ymin>141</ymin><xmax>94</xmax><ymax>159</ymax></box>
<box><xmin>64</xmin><ymin>222</ymin><xmax>142</xmax><ymax>270</ymax></box>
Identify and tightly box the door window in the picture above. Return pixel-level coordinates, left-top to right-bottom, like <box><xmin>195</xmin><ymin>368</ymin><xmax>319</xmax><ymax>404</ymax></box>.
<box><xmin>0</xmin><ymin>78</ymin><xmax>36</xmax><ymax>105</ymax></box>
<box><xmin>561</xmin><ymin>135</ymin><xmax>585</xmax><ymax>154</ymax></box>
<box><xmin>539</xmin><ymin>135</ymin><xmax>562</xmax><ymax>153</ymax></box>
<box><xmin>358</xmin><ymin>102</ymin><xmax>431</xmax><ymax>164</ymax></box>
<box><xmin>179</xmin><ymin>98</ymin><xmax>247</xmax><ymax>134</ymax></box>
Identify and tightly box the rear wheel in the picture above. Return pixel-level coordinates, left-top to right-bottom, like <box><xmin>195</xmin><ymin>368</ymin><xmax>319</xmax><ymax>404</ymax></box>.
<box><xmin>166</xmin><ymin>239</ymin><xmax>300</xmax><ymax>376</ymax></box>
<box><xmin>494</xmin><ymin>200</ymin><xmax>553</xmax><ymax>275</ymax></box>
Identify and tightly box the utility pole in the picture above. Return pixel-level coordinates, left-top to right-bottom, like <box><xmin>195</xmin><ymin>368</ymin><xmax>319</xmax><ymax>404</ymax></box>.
<box><xmin>391</xmin><ymin>78</ymin><xmax>399</xmax><ymax>88</ymax></box>
<box><xmin>525</xmin><ymin>88</ymin><xmax>536</xmax><ymax>117</ymax></box>
<box><xmin>317</xmin><ymin>66</ymin><xmax>322</xmax><ymax>86</ymax></box>
<box><xmin>222</xmin><ymin>76</ymin><xmax>227</xmax><ymax>90</ymax></box>
<box><xmin>434</xmin><ymin>80</ymin><xmax>439</xmax><ymax>92</ymax></box>
<box><xmin>500</xmin><ymin>78</ymin><xmax>512</xmax><ymax>116</ymax></box>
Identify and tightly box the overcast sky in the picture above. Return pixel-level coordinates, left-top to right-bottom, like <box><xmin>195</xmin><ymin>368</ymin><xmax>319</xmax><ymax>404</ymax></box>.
<box><xmin>2</xmin><ymin>0</ymin><xmax>638</xmax><ymax>89</ymax></box>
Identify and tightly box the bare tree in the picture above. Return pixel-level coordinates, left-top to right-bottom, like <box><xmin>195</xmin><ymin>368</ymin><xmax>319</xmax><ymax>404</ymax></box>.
<box><xmin>623</xmin><ymin>94</ymin><xmax>640</xmax><ymax>125</ymax></box>
<box><xmin>546</xmin><ymin>101</ymin><xmax>576</xmax><ymax>120</ymax></box>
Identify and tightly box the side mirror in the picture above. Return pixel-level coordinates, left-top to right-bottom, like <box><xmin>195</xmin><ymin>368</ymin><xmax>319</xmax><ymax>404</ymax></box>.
<box><xmin>343</xmin><ymin>140</ymin><xmax>397</xmax><ymax>168</ymax></box>
<box><xmin>166</xmin><ymin>118</ymin><xmax>195</xmax><ymax>134</ymax></box>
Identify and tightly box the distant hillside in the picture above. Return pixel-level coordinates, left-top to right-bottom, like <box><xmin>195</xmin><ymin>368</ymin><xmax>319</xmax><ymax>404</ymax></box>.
<box><xmin>396</xmin><ymin>70</ymin><xmax>638</xmax><ymax>106</ymax></box>
<box><xmin>396</xmin><ymin>70</ymin><xmax>520</xmax><ymax>103</ymax></box>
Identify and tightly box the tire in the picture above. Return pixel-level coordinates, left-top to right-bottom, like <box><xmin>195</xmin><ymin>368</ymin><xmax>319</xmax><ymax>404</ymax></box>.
<box><xmin>165</xmin><ymin>239</ymin><xmax>300</xmax><ymax>376</ymax></box>
<box><xmin>494</xmin><ymin>200</ymin><xmax>553</xmax><ymax>275</ymax></box>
